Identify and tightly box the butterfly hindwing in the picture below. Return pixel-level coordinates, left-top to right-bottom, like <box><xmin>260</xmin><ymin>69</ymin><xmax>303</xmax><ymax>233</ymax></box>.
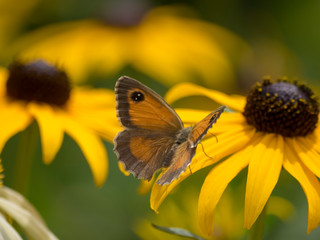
<box><xmin>114</xmin><ymin>129</ymin><xmax>176</xmax><ymax>181</ymax></box>
<box><xmin>157</xmin><ymin>141</ymin><xmax>196</xmax><ymax>185</ymax></box>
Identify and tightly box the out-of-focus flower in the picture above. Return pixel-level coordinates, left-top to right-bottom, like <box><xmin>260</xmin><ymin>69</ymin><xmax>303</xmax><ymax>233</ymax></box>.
<box><xmin>150</xmin><ymin>78</ymin><xmax>320</xmax><ymax>235</ymax></box>
<box><xmin>0</xmin><ymin>60</ymin><xmax>120</xmax><ymax>186</ymax></box>
<box><xmin>135</xmin><ymin>187</ymin><xmax>294</xmax><ymax>239</ymax></box>
<box><xmin>0</xmin><ymin>0</ymin><xmax>40</xmax><ymax>55</ymax></box>
<box><xmin>11</xmin><ymin>6</ymin><xmax>248</xmax><ymax>90</ymax></box>
<box><xmin>0</xmin><ymin>161</ymin><xmax>58</xmax><ymax>239</ymax></box>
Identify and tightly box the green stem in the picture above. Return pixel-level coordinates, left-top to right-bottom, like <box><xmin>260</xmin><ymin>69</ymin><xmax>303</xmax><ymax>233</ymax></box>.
<box><xmin>248</xmin><ymin>203</ymin><xmax>268</xmax><ymax>240</ymax></box>
<box><xmin>12</xmin><ymin>122</ymin><xmax>38</xmax><ymax>195</ymax></box>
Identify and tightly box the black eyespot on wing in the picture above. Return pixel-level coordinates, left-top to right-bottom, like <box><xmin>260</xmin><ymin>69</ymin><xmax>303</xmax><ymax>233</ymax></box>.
<box><xmin>131</xmin><ymin>91</ymin><xmax>144</xmax><ymax>102</ymax></box>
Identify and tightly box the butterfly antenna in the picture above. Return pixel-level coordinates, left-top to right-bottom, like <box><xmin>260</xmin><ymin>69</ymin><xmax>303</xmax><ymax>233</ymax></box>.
<box><xmin>208</xmin><ymin>131</ymin><xmax>219</xmax><ymax>143</ymax></box>
<box><xmin>199</xmin><ymin>141</ymin><xmax>213</xmax><ymax>159</ymax></box>
<box><xmin>188</xmin><ymin>165</ymin><xmax>193</xmax><ymax>175</ymax></box>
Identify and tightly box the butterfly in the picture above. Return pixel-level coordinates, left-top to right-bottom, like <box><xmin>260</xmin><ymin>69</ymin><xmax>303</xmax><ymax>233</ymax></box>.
<box><xmin>113</xmin><ymin>76</ymin><xmax>225</xmax><ymax>185</ymax></box>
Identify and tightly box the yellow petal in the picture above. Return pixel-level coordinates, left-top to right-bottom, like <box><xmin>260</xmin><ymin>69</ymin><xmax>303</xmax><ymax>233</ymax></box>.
<box><xmin>283</xmin><ymin>139</ymin><xmax>320</xmax><ymax>233</ymax></box>
<box><xmin>150</xmin><ymin>127</ymin><xmax>255</xmax><ymax>212</ymax></box>
<box><xmin>175</xmin><ymin>109</ymin><xmax>246</xmax><ymax>128</ymax></box>
<box><xmin>198</xmin><ymin>136</ymin><xmax>260</xmax><ymax>237</ymax></box>
<box><xmin>28</xmin><ymin>103</ymin><xmax>64</xmax><ymax>164</ymax></box>
<box><xmin>67</xmin><ymin>88</ymin><xmax>121</xmax><ymax>142</ymax></box>
<box><xmin>165</xmin><ymin>83</ymin><xmax>245</xmax><ymax>112</ymax></box>
<box><xmin>132</xmin><ymin>9</ymin><xmax>235</xmax><ymax>88</ymax></box>
<box><xmin>290</xmin><ymin>137</ymin><xmax>320</xmax><ymax>178</ymax></box>
<box><xmin>193</xmin><ymin>125</ymin><xmax>255</xmax><ymax>168</ymax></box>
<box><xmin>138</xmin><ymin>177</ymin><xmax>156</xmax><ymax>196</ymax></box>
<box><xmin>0</xmin><ymin>102</ymin><xmax>31</xmax><ymax>152</ymax></box>
<box><xmin>244</xmin><ymin>134</ymin><xmax>284</xmax><ymax>229</ymax></box>
<box><xmin>61</xmin><ymin>114</ymin><xmax>108</xmax><ymax>186</ymax></box>
<box><xmin>0</xmin><ymin>68</ymin><xmax>8</xmax><ymax>98</ymax></box>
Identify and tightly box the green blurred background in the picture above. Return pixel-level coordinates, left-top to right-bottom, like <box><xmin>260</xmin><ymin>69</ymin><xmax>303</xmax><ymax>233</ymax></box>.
<box><xmin>2</xmin><ymin>0</ymin><xmax>320</xmax><ymax>239</ymax></box>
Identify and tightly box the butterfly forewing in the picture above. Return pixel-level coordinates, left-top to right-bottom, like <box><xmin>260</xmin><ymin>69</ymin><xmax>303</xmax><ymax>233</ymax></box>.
<box><xmin>190</xmin><ymin>106</ymin><xmax>226</xmax><ymax>146</ymax></box>
<box><xmin>115</xmin><ymin>76</ymin><xmax>183</xmax><ymax>132</ymax></box>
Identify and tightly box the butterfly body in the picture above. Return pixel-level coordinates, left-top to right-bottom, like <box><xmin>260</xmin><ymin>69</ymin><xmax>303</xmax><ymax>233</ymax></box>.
<box><xmin>114</xmin><ymin>76</ymin><xmax>225</xmax><ymax>185</ymax></box>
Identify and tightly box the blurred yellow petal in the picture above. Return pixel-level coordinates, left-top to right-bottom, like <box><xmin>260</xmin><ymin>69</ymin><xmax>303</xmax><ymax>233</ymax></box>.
<box><xmin>283</xmin><ymin>140</ymin><xmax>320</xmax><ymax>233</ymax></box>
<box><xmin>150</xmin><ymin>127</ymin><xmax>255</xmax><ymax>212</ymax></box>
<box><xmin>61</xmin><ymin>114</ymin><xmax>108</xmax><ymax>187</ymax></box>
<box><xmin>14</xmin><ymin>20</ymin><xmax>128</xmax><ymax>82</ymax></box>
<box><xmin>118</xmin><ymin>162</ymin><xmax>130</xmax><ymax>177</ymax></box>
<box><xmin>28</xmin><ymin>103</ymin><xmax>64</xmax><ymax>164</ymax></box>
<box><xmin>198</xmin><ymin>136</ymin><xmax>260</xmax><ymax>237</ymax></box>
<box><xmin>244</xmin><ymin>134</ymin><xmax>284</xmax><ymax>229</ymax></box>
<box><xmin>67</xmin><ymin>88</ymin><xmax>121</xmax><ymax>142</ymax></box>
<box><xmin>12</xmin><ymin>6</ymin><xmax>248</xmax><ymax>89</ymax></box>
<box><xmin>0</xmin><ymin>102</ymin><xmax>31</xmax><ymax>151</ymax></box>
<box><xmin>138</xmin><ymin>177</ymin><xmax>155</xmax><ymax>196</ymax></box>
<box><xmin>165</xmin><ymin>83</ymin><xmax>245</xmax><ymax>112</ymax></box>
<box><xmin>132</xmin><ymin>10</ymin><xmax>234</xmax><ymax>88</ymax></box>
<box><xmin>0</xmin><ymin>68</ymin><xmax>8</xmax><ymax>97</ymax></box>
<box><xmin>268</xmin><ymin>196</ymin><xmax>295</xmax><ymax>220</ymax></box>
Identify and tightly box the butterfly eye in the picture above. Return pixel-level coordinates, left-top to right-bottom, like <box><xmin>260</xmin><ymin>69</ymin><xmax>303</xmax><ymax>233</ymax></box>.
<box><xmin>131</xmin><ymin>91</ymin><xmax>144</xmax><ymax>102</ymax></box>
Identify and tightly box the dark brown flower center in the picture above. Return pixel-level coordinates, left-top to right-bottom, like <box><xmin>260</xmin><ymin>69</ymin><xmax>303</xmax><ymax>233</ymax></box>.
<box><xmin>6</xmin><ymin>60</ymin><xmax>71</xmax><ymax>107</ymax></box>
<box><xmin>243</xmin><ymin>78</ymin><xmax>319</xmax><ymax>137</ymax></box>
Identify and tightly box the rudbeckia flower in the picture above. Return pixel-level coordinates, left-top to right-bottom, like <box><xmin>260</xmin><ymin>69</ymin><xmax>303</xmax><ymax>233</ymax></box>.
<box><xmin>0</xmin><ymin>60</ymin><xmax>120</xmax><ymax>186</ymax></box>
<box><xmin>11</xmin><ymin>6</ymin><xmax>248</xmax><ymax>90</ymax></box>
<box><xmin>151</xmin><ymin>78</ymin><xmax>320</xmax><ymax>235</ymax></box>
<box><xmin>0</xmin><ymin>161</ymin><xmax>58</xmax><ymax>239</ymax></box>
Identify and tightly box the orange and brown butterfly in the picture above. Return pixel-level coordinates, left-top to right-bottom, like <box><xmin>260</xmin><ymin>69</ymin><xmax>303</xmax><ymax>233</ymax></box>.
<box><xmin>113</xmin><ymin>76</ymin><xmax>225</xmax><ymax>185</ymax></box>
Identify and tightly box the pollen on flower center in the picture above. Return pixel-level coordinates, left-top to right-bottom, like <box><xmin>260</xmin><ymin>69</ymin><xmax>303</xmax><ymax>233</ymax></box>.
<box><xmin>6</xmin><ymin>60</ymin><xmax>71</xmax><ymax>106</ymax></box>
<box><xmin>243</xmin><ymin>78</ymin><xmax>319</xmax><ymax>137</ymax></box>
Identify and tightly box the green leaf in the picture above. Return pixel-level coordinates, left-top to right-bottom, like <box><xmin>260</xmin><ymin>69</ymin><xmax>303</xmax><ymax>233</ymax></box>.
<box><xmin>151</xmin><ymin>223</ymin><xmax>205</xmax><ymax>240</ymax></box>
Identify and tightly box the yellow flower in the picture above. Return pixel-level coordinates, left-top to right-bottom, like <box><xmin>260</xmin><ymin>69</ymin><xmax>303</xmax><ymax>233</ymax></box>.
<box><xmin>0</xmin><ymin>60</ymin><xmax>120</xmax><ymax>186</ymax></box>
<box><xmin>150</xmin><ymin>78</ymin><xmax>320</xmax><ymax>235</ymax></box>
<box><xmin>0</xmin><ymin>161</ymin><xmax>58</xmax><ymax>239</ymax></box>
<box><xmin>136</xmin><ymin>186</ymin><xmax>294</xmax><ymax>239</ymax></box>
<box><xmin>11</xmin><ymin>6</ymin><xmax>248</xmax><ymax>90</ymax></box>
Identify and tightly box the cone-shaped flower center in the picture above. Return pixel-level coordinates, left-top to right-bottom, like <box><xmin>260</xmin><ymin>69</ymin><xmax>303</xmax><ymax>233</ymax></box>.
<box><xmin>243</xmin><ymin>78</ymin><xmax>319</xmax><ymax>137</ymax></box>
<box><xmin>6</xmin><ymin>60</ymin><xmax>71</xmax><ymax>107</ymax></box>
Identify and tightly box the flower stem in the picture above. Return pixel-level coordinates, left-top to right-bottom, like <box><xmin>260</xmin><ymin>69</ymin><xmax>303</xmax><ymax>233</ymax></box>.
<box><xmin>12</xmin><ymin>122</ymin><xmax>38</xmax><ymax>195</ymax></box>
<box><xmin>248</xmin><ymin>204</ymin><xmax>267</xmax><ymax>240</ymax></box>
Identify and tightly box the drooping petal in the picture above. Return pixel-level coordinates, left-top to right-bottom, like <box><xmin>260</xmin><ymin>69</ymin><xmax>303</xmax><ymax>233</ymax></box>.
<box><xmin>150</xmin><ymin>127</ymin><xmax>256</xmax><ymax>212</ymax></box>
<box><xmin>283</xmin><ymin>139</ymin><xmax>320</xmax><ymax>233</ymax></box>
<box><xmin>0</xmin><ymin>214</ymin><xmax>23</xmax><ymax>240</ymax></box>
<box><xmin>165</xmin><ymin>83</ymin><xmax>245</xmax><ymax>112</ymax></box>
<box><xmin>0</xmin><ymin>102</ymin><xmax>31</xmax><ymax>152</ymax></box>
<box><xmin>0</xmin><ymin>186</ymin><xmax>44</xmax><ymax>223</ymax></box>
<box><xmin>244</xmin><ymin>134</ymin><xmax>284</xmax><ymax>229</ymax></box>
<box><xmin>28</xmin><ymin>103</ymin><xmax>64</xmax><ymax>164</ymax></box>
<box><xmin>0</xmin><ymin>187</ymin><xmax>58</xmax><ymax>240</ymax></box>
<box><xmin>61</xmin><ymin>114</ymin><xmax>108</xmax><ymax>186</ymax></box>
<box><xmin>290</xmin><ymin>137</ymin><xmax>320</xmax><ymax>178</ymax></box>
<box><xmin>198</xmin><ymin>134</ymin><xmax>263</xmax><ymax>237</ymax></box>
